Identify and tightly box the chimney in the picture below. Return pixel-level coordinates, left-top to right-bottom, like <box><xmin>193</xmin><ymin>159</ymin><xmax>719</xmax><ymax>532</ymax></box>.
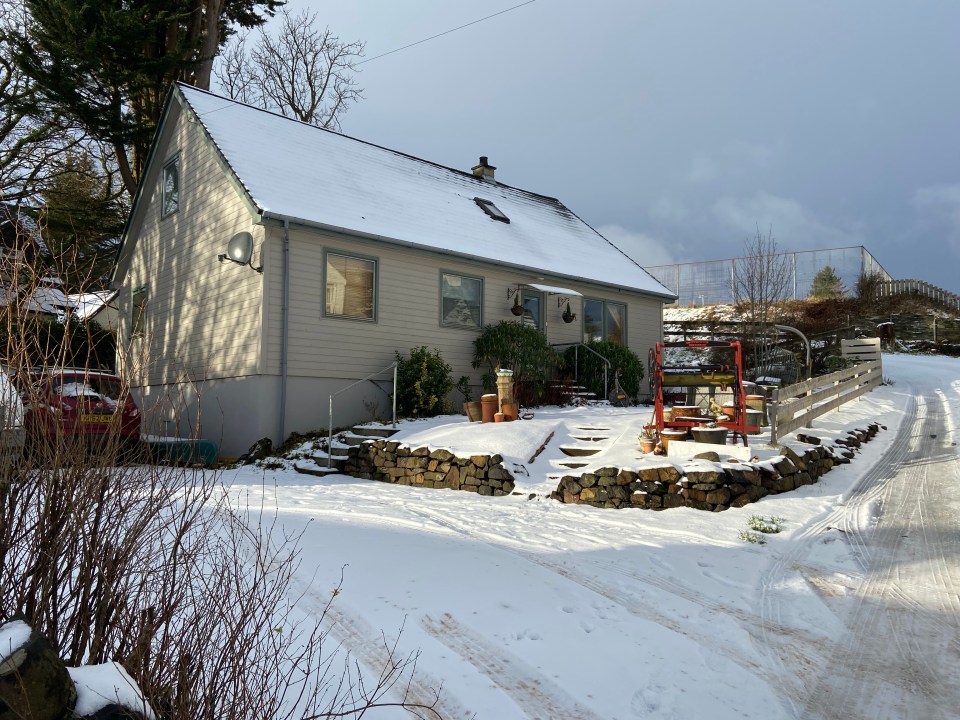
<box><xmin>471</xmin><ymin>156</ymin><xmax>496</xmax><ymax>183</ymax></box>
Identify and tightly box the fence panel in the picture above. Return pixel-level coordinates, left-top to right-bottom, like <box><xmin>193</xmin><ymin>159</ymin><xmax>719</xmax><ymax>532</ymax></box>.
<box><xmin>770</xmin><ymin>360</ymin><xmax>882</xmax><ymax>443</ymax></box>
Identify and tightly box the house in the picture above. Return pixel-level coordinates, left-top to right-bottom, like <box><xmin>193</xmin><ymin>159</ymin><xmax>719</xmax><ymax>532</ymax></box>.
<box><xmin>111</xmin><ymin>83</ymin><xmax>676</xmax><ymax>457</ymax></box>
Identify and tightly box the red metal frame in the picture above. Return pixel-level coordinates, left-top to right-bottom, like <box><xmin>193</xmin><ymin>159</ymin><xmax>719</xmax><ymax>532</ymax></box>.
<box><xmin>649</xmin><ymin>340</ymin><xmax>749</xmax><ymax>446</ymax></box>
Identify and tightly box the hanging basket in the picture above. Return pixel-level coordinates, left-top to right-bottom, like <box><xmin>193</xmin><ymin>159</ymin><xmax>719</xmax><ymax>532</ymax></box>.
<box><xmin>510</xmin><ymin>296</ymin><xmax>524</xmax><ymax>316</ymax></box>
<box><xmin>561</xmin><ymin>302</ymin><xmax>576</xmax><ymax>323</ymax></box>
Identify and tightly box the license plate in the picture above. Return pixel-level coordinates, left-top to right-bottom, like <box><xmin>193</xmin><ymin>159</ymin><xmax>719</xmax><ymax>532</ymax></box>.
<box><xmin>80</xmin><ymin>414</ymin><xmax>114</xmax><ymax>423</ymax></box>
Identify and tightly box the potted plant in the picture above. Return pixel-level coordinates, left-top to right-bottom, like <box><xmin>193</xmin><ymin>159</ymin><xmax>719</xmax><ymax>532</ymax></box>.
<box><xmin>457</xmin><ymin>376</ymin><xmax>482</xmax><ymax>422</ymax></box>
<box><xmin>639</xmin><ymin>428</ymin><xmax>657</xmax><ymax>453</ymax></box>
<box><xmin>561</xmin><ymin>302</ymin><xmax>576</xmax><ymax>323</ymax></box>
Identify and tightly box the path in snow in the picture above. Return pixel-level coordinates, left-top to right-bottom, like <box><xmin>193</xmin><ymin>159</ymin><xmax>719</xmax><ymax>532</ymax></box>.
<box><xmin>764</xmin><ymin>355</ymin><xmax>960</xmax><ymax>720</ymax></box>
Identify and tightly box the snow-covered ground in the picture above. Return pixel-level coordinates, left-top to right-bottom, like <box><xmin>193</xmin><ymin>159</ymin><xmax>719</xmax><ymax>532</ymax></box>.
<box><xmin>222</xmin><ymin>353</ymin><xmax>959</xmax><ymax>719</ymax></box>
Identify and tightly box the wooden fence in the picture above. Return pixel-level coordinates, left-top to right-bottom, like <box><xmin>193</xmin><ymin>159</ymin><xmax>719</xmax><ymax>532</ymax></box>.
<box><xmin>769</xmin><ymin>359</ymin><xmax>883</xmax><ymax>444</ymax></box>
<box><xmin>878</xmin><ymin>279</ymin><xmax>960</xmax><ymax>311</ymax></box>
<box><xmin>840</xmin><ymin>337</ymin><xmax>881</xmax><ymax>362</ymax></box>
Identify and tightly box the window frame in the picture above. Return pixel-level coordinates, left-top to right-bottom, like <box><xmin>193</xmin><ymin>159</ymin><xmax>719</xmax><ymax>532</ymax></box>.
<box><xmin>131</xmin><ymin>286</ymin><xmax>148</xmax><ymax>338</ymax></box>
<box><xmin>519</xmin><ymin>288</ymin><xmax>544</xmax><ymax>330</ymax></box>
<box><xmin>322</xmin><ymin>249</ymin><xmax>379</xmax><ymax>322</ymax></box>
<box><xmin>161</xmin><ymin>154</ymin><xmax>180</xmax><ymax>218</ymax></box>
<box><xmin>582</xmin><ymin>297</ymin><xmax>627</xmax><ymax>344</ymax></box>
<box><xmin>439</xmin><ymin>270</ymin><xmax>484</xmax><ymax>330</ymax></box>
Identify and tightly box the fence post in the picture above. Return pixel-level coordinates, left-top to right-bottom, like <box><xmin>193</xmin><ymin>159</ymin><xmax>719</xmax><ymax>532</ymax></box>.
<box><xmin>392</xmin><ymin>363</ymin><xmax>398</xmax><ymax>428</ymax></box>
<box><xmin>770</xmin><ymin>387</ymin><xmax>779</xmax><ymax>445</ymax></box>
<box><xmin>328</xmin><ymin>394</ymin><xmax>334</xmax><ymax>469</ymax></box>
<box><xmin>805</xmin><ymin>383</ymin><xmax>814</xmax><ymax>428</ymax></box>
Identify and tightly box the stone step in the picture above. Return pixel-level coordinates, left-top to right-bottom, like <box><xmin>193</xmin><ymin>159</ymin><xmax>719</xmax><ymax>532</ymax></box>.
<box><xmin>559</xmin><ymin>447</ymin><xmax>601</xmax><ymax>457</ymax></box>
<box><xmin>351</xmin><ymin>424</ymin><xmax>400</xmax><ymax>438</ymax></box>
<box><xmin>294</xmin><ymin>463</ymin><xmax>343</xmax><ymax>477</ymax></box>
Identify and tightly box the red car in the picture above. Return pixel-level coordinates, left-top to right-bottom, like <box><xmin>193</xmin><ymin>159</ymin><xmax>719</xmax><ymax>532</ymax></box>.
<box><xmin>24</xmin><ymin>370</ymin><xmax>141</xmax><ymax>448</ymax></box>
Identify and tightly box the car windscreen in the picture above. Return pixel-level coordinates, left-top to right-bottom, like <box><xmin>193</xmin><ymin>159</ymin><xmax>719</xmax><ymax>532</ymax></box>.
<box><xmin>56</xmin><ymin>376</ymin><xmax>124</xmax><ymax>402</ymax></box>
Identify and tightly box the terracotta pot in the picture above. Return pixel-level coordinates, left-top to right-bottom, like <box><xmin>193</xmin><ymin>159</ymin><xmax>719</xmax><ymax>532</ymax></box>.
<box><xmin>494</xmin><ymin>412</ymin><xmax>505</xmax><ymax>423</ymax></box>
<box><xmin>463</xmin><ymin>401</ymin><xmax>483</xmax><ymax>422</ymax></box>
<box><xmin>480</xmin><ymin>394</ymin><xmax>498</xmax><ymax>423</ymax></box>
<box><xmin>721</xmin><ymin>403</ymin><xmax>736</xmax><ymax>420</ymax></box>
<box><xmin>674</xmin><ymin>405</ymin><xmax>701</xmax><ymax>418</ymax></box>
<box><xmin>501</xmin><ymin>401</ymin><xmax>518</xmax><ymax>421</ymax></box>
<box><xmin>660</xmin><ymin>429</ymin><xmax>689</xmax><ymax>452</ymax></box>
<box><xmin>639</xmin><ymin>438</ymin><xmax>656</xmax><ymax>454</ymax></box>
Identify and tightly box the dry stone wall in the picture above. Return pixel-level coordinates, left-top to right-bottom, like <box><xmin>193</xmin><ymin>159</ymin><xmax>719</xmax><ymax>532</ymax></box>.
<box><xmin>554</xmin><ymin>423</ymin><xmax>883</xmax><ymax>511</ymax></box>
<box><xmin>345</xmin><ymin>440</ymin><xmax>516</xmax><ymax>496</ymax></box>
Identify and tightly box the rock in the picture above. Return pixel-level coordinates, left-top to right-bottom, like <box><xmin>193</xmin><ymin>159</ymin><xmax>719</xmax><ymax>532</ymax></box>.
<box><xmin>429</xmin><ymin>448</ymin><xmax>454</xmax><ymax>462</ymax></box>
<box><xmin>705</xmin><ymin>488</ymin><xmax>732</xmax><ymax>505</ymax></box>
<box><xmin>596</xmin><ymin>466</ymin><xmax>619</xmax><ymax>477</ymax></box>
<box><xmin>796</xmin><ymin>433</ymin><xmax>821</xmax><ymax>445</ymax></box>
<box><xmin>580</xmin><ymin>473</ymin><xmax>598</xmax><ymax>488</ymax></box>
<box><xmin>657</xmin><ymin>466</ymin><xmax>682</xmax><ymax>483</ymax></box>
<box><xmin>779</xmin><ymin>446</ymin><xmax>807</xmax><ymax>471</ymax></box>
<box><xmin>693</xmin><ymin>451</ymin><xmax>721</xmax><ymax>461</ymax></box>
<box><xmin>0</xmin><ymin>619</ymin><xmax>77</xmax><ymax>720</ymax></box>
<box><xmin>239</xmin><ymin>437</ymin><xmax>272</xmax><ymax>465</ymax></box>
<box><xmin>470</xmin><ymin>455</ymin><xmax>488</xmax><ymax>467</ymax></box>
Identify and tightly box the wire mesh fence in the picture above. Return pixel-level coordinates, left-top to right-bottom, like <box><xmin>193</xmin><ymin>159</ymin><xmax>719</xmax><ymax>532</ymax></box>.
<box><xmin>645</xmin><ymin>245</ymin><xmax>891</xmax><ymax>306</ymax></box>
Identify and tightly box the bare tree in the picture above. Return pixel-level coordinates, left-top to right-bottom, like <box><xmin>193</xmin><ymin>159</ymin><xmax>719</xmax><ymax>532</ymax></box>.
<box><xmin>215</xmin><ymin>8</ymin><xmax>364</xmax><ymax>130</ymax></box>
<box><xmin>732</xmin><ymin>226</ymin><xmax>791</xmax><ymax>375</ymax></box>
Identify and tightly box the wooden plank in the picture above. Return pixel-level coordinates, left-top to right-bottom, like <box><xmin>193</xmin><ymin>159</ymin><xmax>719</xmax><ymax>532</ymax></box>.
<box><xmin>772</xmin><ymin>373</ymin><xmax>881</xmax><ymax>438</ymax></box>
<box><xmin>841</xmin><ymin>337</ymin><xmax>881</xmax><ymax>361</ymax></box>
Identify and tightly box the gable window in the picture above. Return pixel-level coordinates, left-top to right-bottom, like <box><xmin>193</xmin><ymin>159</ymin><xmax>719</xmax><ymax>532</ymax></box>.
<box><xmin>325</xmin><ymin>251</ymin><xmax>377</xmax><ymax>320</ymax></box>
<box><xmin>162</xmin><ymin>155</ymin><xmax>180</xmax><ymax>217</ymax></box>
<box><xmin>583</xmin><ymin>299</ymin><xmax>626</xmax><ymax>344</ymax></box>
<box><xmin>474</xmin><ymin>197</ymin><xmax>510</xmax><ymax>223</ymax></box>
<box><xmin>520</xmin><ymin>288</ymin><xmax>543</xmax><ymax>330</ymax></box>
<box><xmin>440</xmin><ymin>272</ymin><xmax>483</xmax><ymax>329</ymax></box>
<box><xmin>132</xmin><ymin>286</ymin><xmax>147</xmax><ymax>338</ymax></box>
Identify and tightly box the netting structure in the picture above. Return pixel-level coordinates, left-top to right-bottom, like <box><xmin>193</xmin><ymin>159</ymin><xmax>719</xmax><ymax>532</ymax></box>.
<box><xmin>645</xmin><ymin>245</ymin><xmax>891</xmax><ymax>306</ymax></box>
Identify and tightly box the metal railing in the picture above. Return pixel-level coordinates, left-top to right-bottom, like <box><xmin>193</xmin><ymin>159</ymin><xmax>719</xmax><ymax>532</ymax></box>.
<box><xmin>550</xmin><ymin>342</ymin><xmax>611</xmax><ymax>399</ymax></box>
<box><xmin>328</xmin><ymin>362</ymin><xmax>397</xmax><ymax>468</ymax></box>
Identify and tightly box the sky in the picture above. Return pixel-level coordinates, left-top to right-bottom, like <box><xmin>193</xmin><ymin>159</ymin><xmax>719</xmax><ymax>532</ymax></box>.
<box><xmin>215</xmin><ymin>352</ymin><xmax>960</xmax><ymax>718</ymax></box>
<box><xmin>258</xmin><ymin>1</ymin><xmax>960</xmax><ymax>293</ymax></box>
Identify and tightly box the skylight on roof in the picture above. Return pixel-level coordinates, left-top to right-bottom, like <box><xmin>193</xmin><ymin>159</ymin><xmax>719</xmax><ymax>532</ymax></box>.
<box><xmin>474</xmin><ymin>197</ymin><xmax>510</xmax><ymax>223</ymax></box>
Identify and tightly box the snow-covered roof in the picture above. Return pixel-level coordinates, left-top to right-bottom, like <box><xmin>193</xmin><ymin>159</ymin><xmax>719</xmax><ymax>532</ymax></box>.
<box><xmin>2</xmin><ymin>281</ymin><xmax>117</xmax><ymax>322</ymax></box>
<box><xmin>177</xmin><ymin>84</ymin><xmax>674</xmax><ymax>299</ymax></box>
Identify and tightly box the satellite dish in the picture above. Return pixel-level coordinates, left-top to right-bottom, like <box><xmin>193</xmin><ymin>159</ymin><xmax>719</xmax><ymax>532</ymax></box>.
<box><xmin>218</xmin><ymin>231</ymin><xmax>262</xmax><ymax>272</ymax></box>
<box><xmin>226</xmin><ymin>232</ymin><xmax>253</xmax><ymax>264</ymax></box>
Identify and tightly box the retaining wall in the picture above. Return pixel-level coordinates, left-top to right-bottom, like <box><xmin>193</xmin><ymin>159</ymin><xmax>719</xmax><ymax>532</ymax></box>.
<box><xmin>553</xmin><ymin>423</ymin><xmax>882</xmax><ymax>510</ymax></box>
<box><xmin>345</xmin><ymin>440</ymin><xmax>516</xmax><ymax>496</ymax></box>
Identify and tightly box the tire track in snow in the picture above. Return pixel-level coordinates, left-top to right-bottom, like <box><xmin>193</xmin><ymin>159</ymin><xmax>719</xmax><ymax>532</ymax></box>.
<box><xmin>755</xmin><ymin>393</ymin><xmax>916</xmax><ymax>715</ymax></box>
<box><xmin>294</xmin><ymin>582</ymin><xmax>474</xmax><ymax>720</ymax></box>
<box><xmin>421</xmin><ymin>612</ymin><xmax>606</xmax><ymax>720</ymax></box>
<box><xmin>758</xmin><ymin>371</ymin><xmax>960</xmax><ymax>720</ymax></box>
<box><xmin>399</xmin><ymin>503</ymin><xmax>810</xmax><ymax>696</ymax></box>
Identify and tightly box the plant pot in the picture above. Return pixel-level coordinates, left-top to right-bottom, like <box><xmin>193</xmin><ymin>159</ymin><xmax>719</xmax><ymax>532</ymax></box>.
<box><xmin>721</xmin><ymin>403</ymin><xmax>736</xmax><ymax>420</ymax></box>
<box><xmin>745</xmin><ymin>408</ymin><xmax>763</xmax><ymax>434</ymax></box>
<box><xmin>691</xmin><ymin>427</ymin><xmax>728</xmax><ymax>445</ymax></box>
<box><xmin>639</xmin><ymin>438</ymin><xmax>656</xmax><ymax>453</ymax></box>
<box><xmin>501</xmin><ymin>401</ymin><xmax>518</xmax><ymax>421</ymax></box>
<box><xmin>494</xmin><ymin>412</ymin><xmax>505</xmax><ymax>423</ymax></box>
<box><xmin>480</xmin><ymin>394</ymin><xmax>498</xmax><ymax>423</ymax></box>
<box><xmin>673</xmin><ymin>405</ymin><xmax>701</xmax><ymax>418</ymax></box>
<box><xmin>463</xmin><ymin>401</ymin><xmax>483</xmax><ymax>422</ymax></box>
<box><xmin>660</xmin><ymin>429</ymin><xmax>689</xmax><ymax>453</ymax></box>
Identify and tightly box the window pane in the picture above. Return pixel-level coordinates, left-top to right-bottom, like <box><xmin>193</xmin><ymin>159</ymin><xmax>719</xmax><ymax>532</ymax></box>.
<box><xmin>132</xmin><ymin>288</ymin><xmax>147</xmax><ymax>337</ymax></box>
<box><xmin>606</xmin><ymin>302</ymin><xmax>626</xmax><ymax>344</ymax></box>
<box><xmin>162</xmin><ymin>157</ymin><xmax>179</xmax><ymax>216</ymax></box>
<box><xmin>441</xmin><ymin>273</ymin><xmax>482</xmax><ymax>328</ymax></box>
<box><xmin>521</xmin><ymin>291</ymin><xmax>541</xmax><ymax>329</ymax></box>
<box><xmin>326</xmin><ymin>254</ymin><xmax>375</xmax><ymax>319</ymax></box>
<box><xmin>583</xmin><ymin>299</ymin><xmax>603</xmax><ymax>343</ymax></box>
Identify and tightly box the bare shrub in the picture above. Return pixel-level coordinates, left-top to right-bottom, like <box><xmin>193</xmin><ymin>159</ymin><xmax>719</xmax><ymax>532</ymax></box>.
<box><xmin>0</xmin><ymin>215</ymin><xmax>444</xmax><ymax>718</ymax></box>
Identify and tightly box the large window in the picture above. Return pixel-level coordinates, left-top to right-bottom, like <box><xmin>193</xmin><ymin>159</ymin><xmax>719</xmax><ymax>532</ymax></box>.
<box><xmin>440</xmin><ymin>272</ymin><xmax>483</xmax><ymax>329</ymax></box>
<box><xmin>325</xmin><ymin>251</ymin><xmax>377</xmax><ymax>320</ymax></box>
<box><xmin>161</xmin><ymin>155</ymin><xmax>180</xmax><ymax>217</ymax></box>
<box><xmin>582</xmin><ymin>299</ymin><xmax>626</xmax><ymax>344</ymax></box>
